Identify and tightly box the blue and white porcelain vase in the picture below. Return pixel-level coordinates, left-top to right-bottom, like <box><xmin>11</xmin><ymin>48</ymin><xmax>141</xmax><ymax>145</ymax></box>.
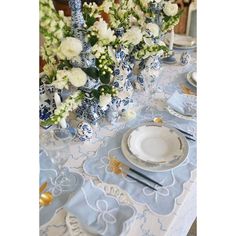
<box><xmin>39</xmin><ymin>74</ymin><xmax>58</xmax><ymax>124</ymax></box>
<box><xmin>133</xmin><ymin>56</ymin><xmax>161</xmax><ymax>94</ymax></box>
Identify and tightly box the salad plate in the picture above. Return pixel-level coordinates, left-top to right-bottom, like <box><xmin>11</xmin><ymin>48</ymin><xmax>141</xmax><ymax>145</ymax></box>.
<box><xmin>121</xmin><ymin>123</ymin><xmax>189</xmax><ymax>172</ymax></box>
<box><xmin>186</xmin><ymin>71</ymin><xmax>197</xmax><ymax>88</ymax></box>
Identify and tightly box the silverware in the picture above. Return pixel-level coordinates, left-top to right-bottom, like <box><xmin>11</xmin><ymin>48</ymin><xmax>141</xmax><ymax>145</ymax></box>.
<box><xmin>152</xmin><ymin>117</ymin><xmax>196</xmax><ymax>141</ymax></box>
<box><xmin>109</xmin><ymin>157</ymin><xmax>162</xmax><ymax>190</ymax></box>
<box><xmin>174</xmin><ymin>127</ymin><xmax>194</xmax><ymax>137</ymax></box>
<box><xmin>185</xmin><ymin>136</ymin><xmax>196</xmax><ymax>142</ymax></box>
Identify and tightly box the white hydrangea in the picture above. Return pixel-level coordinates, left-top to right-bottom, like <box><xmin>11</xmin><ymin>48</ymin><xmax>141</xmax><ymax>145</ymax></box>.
<box><xmin>99</xmin><ymin>94</ymin><xmax>112</xmax><ymax>108</ymax></box>
<box><xmin>146</xmin><ymin>23</ymin><xmax>160</xmax><ymax>37</ymax></box>
<box><xmin>57</xmin><ymin>37</ymin><xmax>83</xmax><ymax>60</ymax></box>
<box><xmin>121</xmin><ymin>26</ymin><xmax>143</xmax><ymax>45</ymax></box>
<box><xmin>163</xmin><ymin>2</ymin><xmax>178</xmax><ymax>16</ymax></box>
<box><xmin>67</xmin><ymin>68</ymin><xmax>87</xmax><ymax>87</ymax></box>
<box><xmin>93</xmin><ymin>19</ymin><xmax>116</xmax><ymax>44</ymax></box>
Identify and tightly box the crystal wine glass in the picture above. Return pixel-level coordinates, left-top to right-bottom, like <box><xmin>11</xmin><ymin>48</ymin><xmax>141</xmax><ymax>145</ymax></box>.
<box><xmin>40</xmin><ymin>128</ymin><xmax>76</xmax><ymax>196</ymax></box>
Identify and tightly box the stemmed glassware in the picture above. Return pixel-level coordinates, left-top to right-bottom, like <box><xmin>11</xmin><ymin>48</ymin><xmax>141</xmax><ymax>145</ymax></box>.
<box><xmin>40</xmin><ymin>128</ymin><xmax>76</xmax><ymax>196</ymax></box>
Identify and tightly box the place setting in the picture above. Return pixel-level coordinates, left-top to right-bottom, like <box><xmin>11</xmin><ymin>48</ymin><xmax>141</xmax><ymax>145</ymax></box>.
<box><xmin>83</xmin><ymin>115</ymin><xmax>196</xmax><ymax>215</ymax></box>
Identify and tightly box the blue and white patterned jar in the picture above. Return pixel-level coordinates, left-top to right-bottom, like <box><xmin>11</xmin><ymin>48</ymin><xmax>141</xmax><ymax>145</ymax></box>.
<box><xmin>77</xmin><ymin>121</ymin><xmax>93</xmax><ymax>141</ymax></box>
<box><xmin>39</xmin><ymin>75</ymin><xmax>58</xmax><ymax>123</ymax></box>
<box><xmin>180</xmin><ymin>51</ymin><xmax>191</xmax><ymax>65</ymax></box>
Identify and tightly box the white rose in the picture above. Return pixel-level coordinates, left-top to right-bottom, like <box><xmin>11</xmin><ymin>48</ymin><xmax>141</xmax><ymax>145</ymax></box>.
<box><xmin>121</xmin><ymin>27</ymin><xmax>143</xmax><ymax>45</ymax></box>
<box><xmin>93</xmin><ymin>19</ymin><xmax>116</xmax><ymax>43</ymax></box>
<box><xmin>99</xmin><ymin>94</ymin><xmax>112</xmax><ymax>108</ymax></box>
<box><xmin>146</xmin><ymin>23</ymin><xmax>160</xmax><ymax>37</ymax></box>
<box><xmin>57</xmin><ymin>37</ymin><xmax>83</xmax><ymax>60</ymax></box>
<box><xmin>67</xmin><ymin>68</ymin><xmax>87</xmax><ymax>87</ymax></box>
<box><xmin>163</xmin><ymin>2</ymin><xmax>178</xmax><ymax>16</ymax></box>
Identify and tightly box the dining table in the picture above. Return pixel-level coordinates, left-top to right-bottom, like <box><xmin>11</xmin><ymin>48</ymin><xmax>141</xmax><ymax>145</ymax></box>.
<box><xmin>40</xmin><ymin>49</ymin><xmax>197</xmax><ymax>236</ymax></box>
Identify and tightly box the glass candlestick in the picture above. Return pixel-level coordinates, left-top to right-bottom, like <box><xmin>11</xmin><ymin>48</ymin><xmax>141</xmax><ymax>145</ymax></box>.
<box><xmin>162</xmin><ymin>27</ymin><xmax>177</xmax><ymax>64</ymax></box>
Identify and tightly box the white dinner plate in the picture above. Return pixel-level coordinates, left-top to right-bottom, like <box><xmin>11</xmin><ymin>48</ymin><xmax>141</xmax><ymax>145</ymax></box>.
<box><xmin>121</xmin><ymin>123</ymin><xmax>189</xmax><ymax>172</ymax></box>
<box><xmin>186</xmin><ymin>72</ymin><xmax>197</xmax><ymax>88</ymax></box>
<box><xmin>165</xmin><ymin>33</ymin><xmax>197</xmax><ymax>50</ymax></box>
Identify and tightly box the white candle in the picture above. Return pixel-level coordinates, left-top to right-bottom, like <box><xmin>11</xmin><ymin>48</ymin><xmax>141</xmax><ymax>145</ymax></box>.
<box><xmin>169</xmin><ymin>27</ymin><xmax>175</xmax><ymax>51</ymax></box>
<box><xmin>54</xmin><ymin>92</ymin><xmax>67</xmax><ymax>129</ymax></box>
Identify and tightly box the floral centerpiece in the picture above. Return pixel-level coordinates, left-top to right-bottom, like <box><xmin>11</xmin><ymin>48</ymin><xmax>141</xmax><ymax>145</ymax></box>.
<box><xmin>40</xmin><ymin>0</ymin><xmax>181</xmax><ymax>126</ymax></box>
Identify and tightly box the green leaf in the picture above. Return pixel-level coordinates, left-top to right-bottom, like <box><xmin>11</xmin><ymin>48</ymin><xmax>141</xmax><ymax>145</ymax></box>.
<box><xmin>82</xmin><ymin>67</ymin><xmax>99</xmax><ymax>79</ymax></box>
<box><xmin>92</xmin><ymin>89</ymin><xmax>100</xmax><ymax>99</ymax></box>
<box><xmin>99</xmin><ymin>72</ymin><xmax>111</xmax><ymax>84</ymax></box>
<box><xmin>89</xmin><ymin>35</ymin><xmax>98</xmax><ymax>46</ymax></box>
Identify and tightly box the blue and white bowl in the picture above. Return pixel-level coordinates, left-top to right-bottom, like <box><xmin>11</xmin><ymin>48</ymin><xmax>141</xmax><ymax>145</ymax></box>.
<box><xmin>77</xmin><ymin>121</ymin><xmax>93</xmax><ymax>142</ymax></box>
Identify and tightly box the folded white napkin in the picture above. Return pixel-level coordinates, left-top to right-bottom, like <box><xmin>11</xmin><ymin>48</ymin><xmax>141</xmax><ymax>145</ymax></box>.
<box><xmin>167</xmin><ymin>91</ymin><xmax>196</xmax><ymax>116</ymax></box>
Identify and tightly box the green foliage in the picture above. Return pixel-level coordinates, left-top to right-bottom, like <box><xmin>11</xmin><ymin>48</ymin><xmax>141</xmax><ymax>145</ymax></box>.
<box><xmin>99</xmin><ymin>71</ymin><xmax>111</xmax><ymax>84</ymax></box>
<box><xmin>82</xmin><ymin>67</ymin><xmax>99</xmax><ymax>79</ymax></box>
